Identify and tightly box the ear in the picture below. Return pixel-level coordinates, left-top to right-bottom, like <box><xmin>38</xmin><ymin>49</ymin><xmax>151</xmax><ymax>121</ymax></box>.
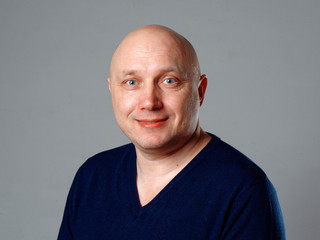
<box><xmin>107</xmin><ymin>77</ymin><xmax>111</xmax><ymax>91</ymax></box>
<box><xmin>198</xmin><ymin>74</ymin><xmax>207</xmax><ymax>106</ymax></box>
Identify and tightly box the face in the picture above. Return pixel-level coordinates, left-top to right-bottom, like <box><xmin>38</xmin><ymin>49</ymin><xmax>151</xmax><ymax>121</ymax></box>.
<box><xmin>108</xmin><ymin>30</ymin><xmax>207</xmax><ymax>153</ymax></box>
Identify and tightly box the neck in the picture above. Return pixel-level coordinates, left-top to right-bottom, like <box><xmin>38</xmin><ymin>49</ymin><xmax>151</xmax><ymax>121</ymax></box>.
<box><xmin>135</xmin><ymin>127</ymin><xmax>211</xmax><ymax>206</ymax></box>
<box><xmin>135</xmin><ymin>127</ymin><xmax>211</xmax><ymax>180</ymax></box>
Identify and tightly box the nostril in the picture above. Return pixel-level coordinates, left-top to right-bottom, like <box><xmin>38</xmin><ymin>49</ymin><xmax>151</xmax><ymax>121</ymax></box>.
<box><xmin>140</xmin><ymin>94</ymin><xmax>163</xmax><ymax>110</ymax></box>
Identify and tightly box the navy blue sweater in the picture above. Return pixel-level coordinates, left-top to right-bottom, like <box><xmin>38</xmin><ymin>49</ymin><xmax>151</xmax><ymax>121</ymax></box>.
<box><xmin>58</xmin><ymin>134</ymin><xmax>285</xmax><ymax>239</ymax></box>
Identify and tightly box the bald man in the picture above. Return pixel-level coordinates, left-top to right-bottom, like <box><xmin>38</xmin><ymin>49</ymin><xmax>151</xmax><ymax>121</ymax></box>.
<box><xmin>58</xmin><ymin>25</ymin><xmax>285</xmax><ymax>239</ymax></box>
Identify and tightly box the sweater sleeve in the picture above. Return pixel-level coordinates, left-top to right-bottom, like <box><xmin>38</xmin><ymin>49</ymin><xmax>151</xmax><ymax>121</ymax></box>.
<box><xmin>220</xmin><ymin>178</ymin><xmax>285</xmax><ymax>240</ymax></box>
<box><xmin>57</xmin><ymin>167</ymin><xmax>83</xmax><ymax>240</ymax></box>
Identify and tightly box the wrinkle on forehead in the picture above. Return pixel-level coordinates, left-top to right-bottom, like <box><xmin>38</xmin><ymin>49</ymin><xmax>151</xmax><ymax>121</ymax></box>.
<box><xmin>118</xmin><ymin>65</ymin><xmax>188</xmax><ymax>81</ymax></box>
<box><xmin>109</xmin><ymin>25</ymin><xmax>200</xmax><ymax>80</ymax></box>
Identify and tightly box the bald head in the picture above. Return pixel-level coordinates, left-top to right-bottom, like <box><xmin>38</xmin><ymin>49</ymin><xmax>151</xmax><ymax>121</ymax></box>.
<box><xmin>107</xmin><ymin>25</ymin><xmax>208</xmax><ymax>152</ymax></box>
<box><xmin>109</xmin><ymin>25</ymin><xmax>201</xmax><ymax>81</ymax></box>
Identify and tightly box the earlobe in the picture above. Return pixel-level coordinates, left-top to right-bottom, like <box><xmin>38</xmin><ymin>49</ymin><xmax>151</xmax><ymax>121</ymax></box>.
<box><xmin>107</xmin><ymin>78</ymin><xmax>111</xmax><ymax>91</ymax></box>
<box><xmin>198</xmin><ymin>74</ymin><xmax>207</xmax><ymax>106</ymax></box>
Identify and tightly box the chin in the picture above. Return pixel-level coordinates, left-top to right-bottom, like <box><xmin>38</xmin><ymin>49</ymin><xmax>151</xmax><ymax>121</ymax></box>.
<box><xmin>132</xmin><ymin>134</ymin><xmax>172</xmax><ymax>151</ymax></box>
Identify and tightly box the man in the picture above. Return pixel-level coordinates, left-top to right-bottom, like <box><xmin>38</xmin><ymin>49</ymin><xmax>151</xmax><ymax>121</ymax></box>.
<box><xmin>58</xmin><ymin>25</ymin><xmax>285</xmax><ymax>239</ymax></box>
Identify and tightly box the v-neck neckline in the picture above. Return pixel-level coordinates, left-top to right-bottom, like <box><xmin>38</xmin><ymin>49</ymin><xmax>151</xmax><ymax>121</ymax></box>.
<box><xmin>126</xmin><ymin>134</ymin><xmax>218</xmax><ymax>212</ymax></box>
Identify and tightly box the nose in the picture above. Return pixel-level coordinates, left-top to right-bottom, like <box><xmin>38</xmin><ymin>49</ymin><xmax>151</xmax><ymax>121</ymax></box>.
<box><xmin>139</xmin><ymin>83</ymin><xmax>163</xmax><ymax>110</ymax></box>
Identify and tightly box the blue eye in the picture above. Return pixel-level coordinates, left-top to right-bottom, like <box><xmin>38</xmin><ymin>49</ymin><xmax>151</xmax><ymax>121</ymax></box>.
<box><xmin>164</xmin><ymin>78</ymin><xmax>175</xmax><ymax>84</ymax></box>
<box><xmin>126</xmin><ymin>80</ymin><xmax>137</xmax><ymax>86</ymax></box>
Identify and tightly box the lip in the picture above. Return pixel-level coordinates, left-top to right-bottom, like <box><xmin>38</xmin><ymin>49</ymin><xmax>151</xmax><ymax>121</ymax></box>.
<box><xmin>136</xmin><ymin>118</ymin><xmax>168</xmax><ymax>128</ymax></box>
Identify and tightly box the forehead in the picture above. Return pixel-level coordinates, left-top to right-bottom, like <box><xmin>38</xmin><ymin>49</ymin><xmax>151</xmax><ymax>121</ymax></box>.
<box><xmin>123</xmin><ymin>48</ymin><xmax>184</xmax><ymax>69</ymax></box>
<box><xmin>111</xmin><ymin>34</ymin><xmax>189</xmax><ymax>77</ymax></box>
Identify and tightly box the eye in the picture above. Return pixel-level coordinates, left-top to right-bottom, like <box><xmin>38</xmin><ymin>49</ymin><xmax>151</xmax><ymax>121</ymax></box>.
<box><xmin>126</xmin><ymin>80</ymin><xmax>137</xmax><ymax>86</ymax></box>
<box><xmin>163</xmin><ymin>78</ymin><xmax>176</xmax><ymax>84</ymax></box>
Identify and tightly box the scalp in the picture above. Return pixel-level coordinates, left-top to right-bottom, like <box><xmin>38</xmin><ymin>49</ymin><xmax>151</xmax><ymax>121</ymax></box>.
<box><xmin>109</xmin><ymin>25</ymin><xmax>200</xmax><ymax>80</ymax></box>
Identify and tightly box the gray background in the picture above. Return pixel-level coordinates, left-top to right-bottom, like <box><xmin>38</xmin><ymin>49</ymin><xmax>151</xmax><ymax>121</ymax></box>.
<box><xmin>1</xmin><ymin>0</ymin><xmax>319</xmax><ymax>239</ymax></box>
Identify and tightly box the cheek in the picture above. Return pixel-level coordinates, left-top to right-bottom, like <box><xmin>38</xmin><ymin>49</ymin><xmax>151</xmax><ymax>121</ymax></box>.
<box><xmin>112</xmin><ymin>92</ymin><xmax>136</xmax><ymax>117</ymax></box>
<box><xmin>168</xmin><ymin>90</ymin><xmax>198</xmax><ymax>118</ymax></box>
<box><xmin>182</xmin><ymin>91</ymin><xmax>200</xmax><ymax>119</ymax></box>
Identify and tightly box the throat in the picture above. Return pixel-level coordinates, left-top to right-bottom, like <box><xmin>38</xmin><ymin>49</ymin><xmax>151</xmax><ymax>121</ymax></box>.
<box><xmin>136</xmin><ymin>172</ymin><xmax>176</xmax><ymax>207</ymax></box>
<box><xmin>135</xmin><ymin>129</ymin><xmax>212</xmax><ymax>206</ymax></box>
<box><xmin>135</xmin><ymin>154</ymin><xmax>188</xmax><ymax>206</ymax></box>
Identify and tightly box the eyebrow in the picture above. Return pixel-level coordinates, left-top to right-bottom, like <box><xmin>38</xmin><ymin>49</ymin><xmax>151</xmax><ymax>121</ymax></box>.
<box><xmin>119</xmin><ymin>70</ymin><xmax>137</xmax><ymax>77</ymax></box>
<box><xmin>118</xmin><ymin>66</ymin><xmax>186</xmax><ymax>78</ymax></box>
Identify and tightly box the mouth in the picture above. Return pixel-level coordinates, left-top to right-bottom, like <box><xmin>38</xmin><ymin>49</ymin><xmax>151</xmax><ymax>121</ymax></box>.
<box><xmin>136</xmin><ymin>118</ymin><xmax>168</xmax><ymax>128</ymax></box>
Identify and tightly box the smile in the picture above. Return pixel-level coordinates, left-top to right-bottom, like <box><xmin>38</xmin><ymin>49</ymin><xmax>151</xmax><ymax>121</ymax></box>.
<box><xmin>137</xmin><ymin>118</ymin><xmax>168</xmax><ymax>128</ymax></box>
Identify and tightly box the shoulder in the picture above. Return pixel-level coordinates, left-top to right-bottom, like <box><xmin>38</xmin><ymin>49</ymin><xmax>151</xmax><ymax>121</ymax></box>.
<box><xmin>192</xmin><ymin>134</ymin><xmax>285</xmax><ymax>239</ymax></box>
<box><xmin>85</xmin><ymin>143</ymin><xmax>134</xmax><ymax>165</ymax></box>
<box><xmin>75</xmin><ymin>143</ymin><xmax>135</xmax><ymax>180</ymax></box>
<box><xmin>203</xmin><ymin>134</ymin><xmax>267</xmax><ymax>190</ymax></box>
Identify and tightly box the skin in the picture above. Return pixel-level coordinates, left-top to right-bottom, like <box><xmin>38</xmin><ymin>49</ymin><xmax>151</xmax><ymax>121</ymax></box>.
<box><xmin>108</xmin><ymin>25</ymin><xmax>211</xmax><ymax>206</ymax></box>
